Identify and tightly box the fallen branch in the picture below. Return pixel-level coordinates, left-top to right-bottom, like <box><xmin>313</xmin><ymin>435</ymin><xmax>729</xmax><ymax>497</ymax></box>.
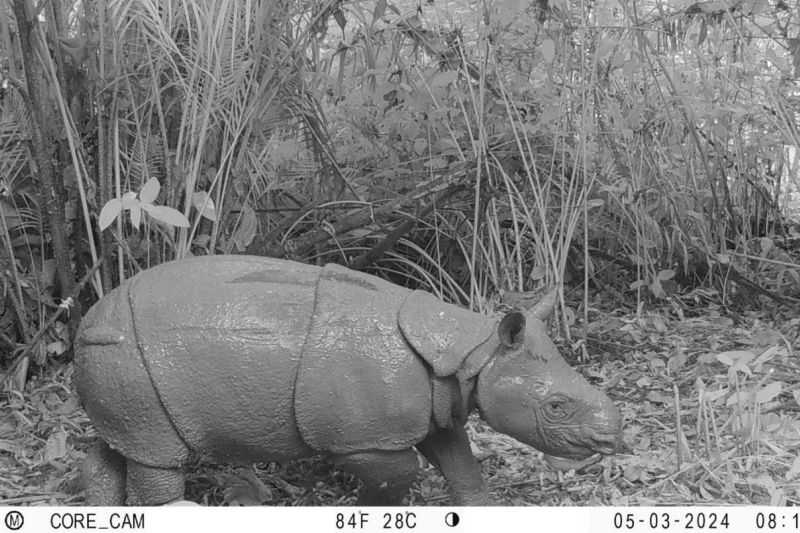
<box><xmin>265</xmin><ymin>178</ymin><xmax>463</xmax><ymax>259</ymax></box>
<box><xmin>349</xmin><ymin>186</ymin><xmax>461</xmax><ymax>270</ymax></box>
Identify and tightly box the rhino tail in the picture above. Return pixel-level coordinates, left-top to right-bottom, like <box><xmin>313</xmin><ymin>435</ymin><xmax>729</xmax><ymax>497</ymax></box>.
<box><xmin>79</xmin><ymin>326</ymin><xmax>126</xmax><ymax>346</ymax></box>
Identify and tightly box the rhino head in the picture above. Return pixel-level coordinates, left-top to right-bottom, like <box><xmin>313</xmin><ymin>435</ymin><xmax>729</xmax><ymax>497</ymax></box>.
<box><xmin>476</xmin><ymin>293</ymin><xmax>623</xmax><ymax>461</ymax></box>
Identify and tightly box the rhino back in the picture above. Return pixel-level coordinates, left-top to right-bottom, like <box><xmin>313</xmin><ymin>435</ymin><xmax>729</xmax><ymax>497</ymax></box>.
<box><xmin>75</xmin><ymin>281</ymin><xmax>191</xmax><ymax>468</ymax></box>
<box><xmin>126</xmin><ymin>255</ymin><xmax>319</xmax><ymax>463</ymax></box>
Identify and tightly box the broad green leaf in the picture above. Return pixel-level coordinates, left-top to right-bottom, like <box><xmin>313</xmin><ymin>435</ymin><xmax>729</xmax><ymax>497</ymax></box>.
<box><xmin>715</xmin><ymin>350</ymin><xmax>755</xmax><ymax>366</ymax></box>
<box><xmin>231</xmin><ymin>205</ymin><xmax>257</xmax><ymax>251</ymax></box>
<box><xmin>146</xmin><ymin>205</ymin><xmax>190</xmax><ymax>228</ymax></box>
<box><xmin>657</xmin><ymin>269</ymin><xmax>675</xmax><ymax>281</ymax></box>
<box><xmin>192</xmin><ymin>191</ymin><xmax>217</xmax><ymax>221</ymax></box>
<box><xmin>333</xmin><ymin>7</ymin><xmax>346</xmax><ymax>31</ymax></box>
<box><xmin>629</xmin><ymin>279</ymin><xmax>646</xmax><ymax>290</ymax></box>
<box><xmin>99</xmin><ymin>198</ymin><xmax>122</xmax><ymax>230</ymax></box>
<box><xmin>121</xmin><ymin>191</ymin><xmax>138</xmax><ymax>210</ymax></box>
<box><xmin>139</xmin><ymin>178</ymin><xmax>160</xmax><ymax>204</ymax></box>
<box><xmin>130</xmin><ymin>203</ymin><xmax>142</xmax><ymax>229</ymax></box>
<box><xmin>373</xmin><ymin>0</ymin><xmax>387</xmax><ymax>22</ymax></box>
<box><xmin>756</xmin><ymin>381</ymin><xmax>782</xmax><ymax>404</ymax></box>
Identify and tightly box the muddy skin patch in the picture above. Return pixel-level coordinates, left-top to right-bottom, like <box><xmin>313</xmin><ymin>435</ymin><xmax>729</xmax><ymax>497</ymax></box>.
<box><xmin>526</xmin><ymin>348</ymin><xmax>548</xmax><ymax>363</ymax></box>
<box><xmin>323</xmin><ymin>272</ymin><xmax>379</xmax><ymax>291</ymax></box>
<box><xmin>228</xmin><ymin>270</ymin><xmax>317</xmax><ymax>285</ymax></box>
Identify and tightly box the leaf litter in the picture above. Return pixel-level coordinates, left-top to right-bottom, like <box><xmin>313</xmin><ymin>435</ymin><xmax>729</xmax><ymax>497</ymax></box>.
<box><xmin>1</xmin><ymin>302</ymin><xmax>798</xmax><ymax>505</ymax></box>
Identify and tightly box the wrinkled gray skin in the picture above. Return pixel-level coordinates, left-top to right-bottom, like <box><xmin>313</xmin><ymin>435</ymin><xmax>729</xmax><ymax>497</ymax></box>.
<box><xmin>75</xmin><ymin>255</ymin><xmax>622</xmax><ymax>506</ymax></box>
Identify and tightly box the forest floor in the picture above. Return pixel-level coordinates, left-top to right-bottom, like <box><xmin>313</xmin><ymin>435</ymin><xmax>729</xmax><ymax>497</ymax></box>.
<box><xmin>1</xmin><ymin>293</ymin><xmax>799</xmax><ymax>506</ymax></box>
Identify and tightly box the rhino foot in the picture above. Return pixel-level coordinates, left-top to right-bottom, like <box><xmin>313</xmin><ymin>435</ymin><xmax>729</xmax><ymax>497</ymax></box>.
<box><xmin>125</xmin><ymin>461</ymin><xmax>185</xmax><ymax>505</ymax></box>
<box><xmin>417</xmin><ymin>426</ymin><xmax>489</xmax><ymax>505</ymax></box>
<box><xmin>82</xmin><ymin>439</ymin><xmax>187</xmax><ymax>505</ymax></box>
<box><xmin>82</xmin><ymin>440</ymin><xmax>126</xmax><ymax>505</ymax></box>
<box><xmin>333</xmin><ymin>449</ymin><xmax>419</xmax><ymax>505</ymax></box>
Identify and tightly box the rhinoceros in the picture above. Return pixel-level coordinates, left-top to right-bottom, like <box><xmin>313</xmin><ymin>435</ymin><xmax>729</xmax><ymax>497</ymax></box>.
<box><xmin>74</xmin><ymin>255</ymin><xmax>622</xmax><ymax>505</ymax></box>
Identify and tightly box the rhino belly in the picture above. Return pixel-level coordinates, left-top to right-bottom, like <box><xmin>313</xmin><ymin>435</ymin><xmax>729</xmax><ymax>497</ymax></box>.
<box><xmin>128</xmin><ymin>256</ymin><xmax>319</xmax><ymax>463</ymax></box>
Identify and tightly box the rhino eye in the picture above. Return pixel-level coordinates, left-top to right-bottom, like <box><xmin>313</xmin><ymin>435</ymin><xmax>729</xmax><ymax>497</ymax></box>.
<box><xmin>543</xmin><ymin>395</ymin><xmax>574</xmax><ymax>421</ymax></box>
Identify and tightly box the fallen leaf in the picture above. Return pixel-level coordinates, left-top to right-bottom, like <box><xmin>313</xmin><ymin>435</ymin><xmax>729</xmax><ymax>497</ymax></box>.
<box><xmin>716</xmin><ymin>350</ymin><xmax>755</xmax><ymax>366</ymax></box>
<box><xmin>646</xmin><ymin>391</ymin><xmax>670</xmax><ymax>404</ymax></box>
<box><xmin>44</xmin><ymin>429</ymin><xmax>67</xmax><ymax>462</ymax></box>
<box><xmin>222</xmin><ymin>470</ymin><xmax>272</xmax><ymax>506</ymax></box>
<box><xmin>756</xmin><ymin>382</ymin><xmax>782</xmax><ymax>404</ymax></box>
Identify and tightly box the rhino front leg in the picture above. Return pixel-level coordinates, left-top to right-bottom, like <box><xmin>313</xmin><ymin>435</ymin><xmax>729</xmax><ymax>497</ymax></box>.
<box><xmin>82</xmin><ymin>441</ymin><xmax>126</xmax><ymax>505</ymax></box>
<box><xmin>333</xmin><ymin>449</ymin><xmax>419</xmax><ymax>505</ymax></box>
<box><xmin>125</xmin><ymin>461</ymin><xmax>185</xmax><ymax>505</ymax></box>
<box><xmin>416</xmin><ymin>425</ymin><xmax>489</xmax><ymax>505</ymax></box>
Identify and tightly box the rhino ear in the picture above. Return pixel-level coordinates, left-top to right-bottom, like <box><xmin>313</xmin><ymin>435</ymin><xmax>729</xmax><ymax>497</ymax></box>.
<box><xmin>498</xmin><ymin>311</ymin><xmax>526</xmax><ymax>348</ymax></box>
<box><xmin>398</xmin><ymin>290</ymin><xmax>495</xmax><ymax>377</ymax></box>
<box><xmin>525</xmin><ymin>288</ymin><xmax>557</xmax><ymax>322</ymax></box>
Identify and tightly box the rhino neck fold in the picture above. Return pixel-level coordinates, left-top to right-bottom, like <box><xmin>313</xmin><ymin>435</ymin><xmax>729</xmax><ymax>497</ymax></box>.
<box><xmin>447</xmin><ymin>332</ymin><xmax>498</xmax><ymax>427</ymax></box>
<box><xmin>458</xmin><ymin>376</ymin><xmax>478</xmax><ymax>420</ymax></box>
<box><xmin>430</xmin><ymin>374</ymin><xmax>478</xmax><ymax>430</ymax></box>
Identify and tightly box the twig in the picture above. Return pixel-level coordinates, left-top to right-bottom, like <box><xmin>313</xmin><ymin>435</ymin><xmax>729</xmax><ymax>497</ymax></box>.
<box><xmin>725</xmin><ymin>251</ymin><xmax>800</xmax><ymax>270</ymax></box>
<box><xmin>711</xmin><ymin>262</ymin><xmax>791</xmax><ymax>305</ymax></box>
<box><xmin>267</xmin><ymin>182</ymin><xmax>463</xmax><ymax>259</ymax></box>
<box><xmin>0</xmin><ymin>493</ymin><xmax>66</xmax><ymax>505</ymax></box>
<box><xmin>349</xmin><ymin>187</ymin><xmax>459</xmax><ymax>270</ymax></box>
<box><xmin>3</xmin><ymin>257</ymin><xmax>104</xmax><ymax>385</ymax></box>
<box><xmin>349</xmin><ymin>216</ymin><xmax>417</xmax><ymax>271</ymax></box>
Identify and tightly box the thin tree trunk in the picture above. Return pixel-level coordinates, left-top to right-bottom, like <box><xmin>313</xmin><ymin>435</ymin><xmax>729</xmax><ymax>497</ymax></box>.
<box><xmin>12</xmin><ymin>0</ymin><xmax>78</xmax><ymax>328</ymax></box>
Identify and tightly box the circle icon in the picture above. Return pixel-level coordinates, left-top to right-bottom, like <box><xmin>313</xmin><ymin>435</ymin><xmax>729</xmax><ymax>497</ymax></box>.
<box><xmin>4</xmin><ymin>510</ymin><xmax>23</xmax><ymax>530</ymax></box>
<box><xmin>445</xmin><ymin>512</ymin><xmax>460</xmax><ymax>527</ymax></box>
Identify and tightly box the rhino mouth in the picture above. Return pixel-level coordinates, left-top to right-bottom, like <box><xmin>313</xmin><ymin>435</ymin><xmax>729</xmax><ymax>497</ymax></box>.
<box><xmin>558</xmin><ymin>429</ymin><xmax>622</xmax><ymax>459</ymax></box>
<box><xmin>544</xmin><ymin>431</ymin><xmax>624</xmax><ymax>471</ymax></box>
<box><xmin>586</xmin><ymin>431</ymin><xmax>622</xmax><ymax>455</ymax></box>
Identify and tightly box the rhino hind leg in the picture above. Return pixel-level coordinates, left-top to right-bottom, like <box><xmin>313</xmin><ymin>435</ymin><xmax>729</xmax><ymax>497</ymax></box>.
<box><xmin>125</xmin><ymin>461</ymin><xmax>185</xmax><ymax>505</ymax></box>
<box><xmin>82</xmin><ymin>440</ymin><xmax>126</xmax><ymax>505</ymax></box>
<box><xmin>333</xmin><ymin>449</ymin><xmax>419</xmax><ymax>505</ymax></box>
<box><xmin>416</xmin><ymin>426</ymin><xmax>489</xmax><ymax>505</ymax></box>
